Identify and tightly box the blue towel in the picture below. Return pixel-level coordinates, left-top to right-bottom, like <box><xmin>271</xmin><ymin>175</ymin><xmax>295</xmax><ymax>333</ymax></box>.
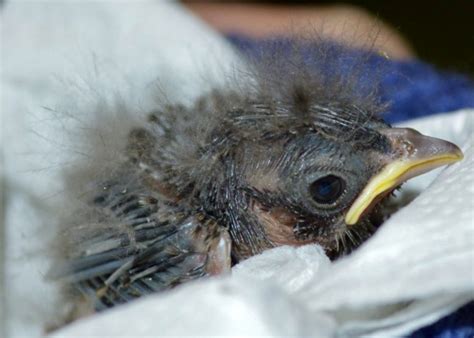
<box><xmin>227</xmin><ymin>33</ymin><xmax>474</xmax><ymax>338</ymax></box>
<box><xmin>227</xmin><ymin>34</ymin><xmax>474</xmax><ymax>124</ymax></box>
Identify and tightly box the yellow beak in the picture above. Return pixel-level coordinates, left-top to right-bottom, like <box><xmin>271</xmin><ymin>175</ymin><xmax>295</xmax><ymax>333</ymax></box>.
<box><xmin>345</xmin><ymin>128</ymin><xmax>463</xmax><ymax>225</ymax></box>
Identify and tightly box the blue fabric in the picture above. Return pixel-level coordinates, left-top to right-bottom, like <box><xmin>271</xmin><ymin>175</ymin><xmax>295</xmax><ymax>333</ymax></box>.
<box><xmin>227</xmin><ymin>33</ymin><xmax>474</xmax><ymax>338</ymax></box>
<box><xmin>226</xmin><ymin>34</ymin><xmax>474</xmax><ymax>124</ymax></box>
<box><xmin>409</xmin><ymin>301</ymin><xmax>474</xmax><ymax>338</ymax></box>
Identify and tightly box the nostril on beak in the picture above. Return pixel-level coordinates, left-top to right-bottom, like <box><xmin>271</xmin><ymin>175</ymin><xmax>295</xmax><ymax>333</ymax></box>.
<box><xmin>345</xmin><ymin>128</ymin><xmax>463</xmax><ymax>225</ymax></box>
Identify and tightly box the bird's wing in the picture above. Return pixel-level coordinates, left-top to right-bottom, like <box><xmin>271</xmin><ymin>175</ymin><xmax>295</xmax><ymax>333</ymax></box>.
<box><xmin>52</xmin><ymin>189</ymin><xmax>231</xmax><ymax>310</ymax></box>
<box><xmin>50</xmin><ymin>153</ymin><xmax>231</xmax><ymax>311</ymax></box>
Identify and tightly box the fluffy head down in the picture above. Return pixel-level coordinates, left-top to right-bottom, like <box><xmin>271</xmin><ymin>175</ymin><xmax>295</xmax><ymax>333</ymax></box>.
<box><xmin>56</xmin><ymin>38</ymin><xmax>394</xmax><ymax>261</ymax></box>
<box><xmin>115</xmin><ymin>39</ymin><xmax>392</xmax><ymax>260</ymax></box>
<box><xmin>52</xmin><ymin>38</ymin><xmax>397</xmax><ymax>312</ymax></box>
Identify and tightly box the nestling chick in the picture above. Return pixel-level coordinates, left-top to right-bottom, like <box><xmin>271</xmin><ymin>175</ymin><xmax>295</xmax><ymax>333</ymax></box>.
<box><xmin>51</xmin><ymin>39</ymin><xmax>463</xmax><ymax>313</ymax></box>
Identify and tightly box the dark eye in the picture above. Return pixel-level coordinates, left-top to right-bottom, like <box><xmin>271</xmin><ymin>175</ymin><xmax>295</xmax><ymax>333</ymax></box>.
<box><xmin>309</xmin><ymin>175</ymin><xmax>346</xmax><ymax>204</ymax></box>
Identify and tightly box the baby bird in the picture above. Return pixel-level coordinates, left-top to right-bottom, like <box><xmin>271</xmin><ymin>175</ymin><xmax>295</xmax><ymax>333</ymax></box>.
<box><xmin>51</xmin><ymin>40</ymin><xmax>463</xmax><ymax>312</ymax></box>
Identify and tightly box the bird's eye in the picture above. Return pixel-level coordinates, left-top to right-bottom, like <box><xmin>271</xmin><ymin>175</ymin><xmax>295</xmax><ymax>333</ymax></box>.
<box><xmin>309</xmin><ymin>175</ymin><xmax>346</xmax><ymax>204</ymax></box>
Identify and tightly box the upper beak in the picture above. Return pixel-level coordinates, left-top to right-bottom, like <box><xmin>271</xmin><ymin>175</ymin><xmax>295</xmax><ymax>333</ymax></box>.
<box><xmin>345</xmin><ymin>128</ymin><xmax>463</xmax><ymax>225</ymax></box>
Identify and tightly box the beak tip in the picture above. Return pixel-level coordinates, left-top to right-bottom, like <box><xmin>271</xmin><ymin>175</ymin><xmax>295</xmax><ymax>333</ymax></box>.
<box><xmin>454</xmin><ymin>147</ymin><xmax>464</xmax><ymax>161</ymax></box>
<box><xmin>345</xmin><ymin>129</ymin><xmax>464</xmax><ymax>227</ymax></box>
<box><xmin>442</xmin><ymin>143</ymin><xmax>464</xmax><ymax>165</ymax></box>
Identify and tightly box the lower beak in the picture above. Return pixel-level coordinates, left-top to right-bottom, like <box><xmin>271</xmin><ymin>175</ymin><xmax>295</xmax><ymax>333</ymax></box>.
<box><xmin>345</xmin><ymin>128</ymin><xmax>463</xmax><ymax>225</ymax></box>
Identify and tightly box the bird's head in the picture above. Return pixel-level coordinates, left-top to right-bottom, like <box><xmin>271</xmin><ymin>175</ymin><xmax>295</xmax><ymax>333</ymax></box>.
<box><xmin>131</xmin><ymin>42</ymin><xmax>463</xmax><ymax>262</ymax></box>
<box><xmin>185</xmin><ymin>95</ymin><xmax>463</xmax><ymax>261</ymax></box>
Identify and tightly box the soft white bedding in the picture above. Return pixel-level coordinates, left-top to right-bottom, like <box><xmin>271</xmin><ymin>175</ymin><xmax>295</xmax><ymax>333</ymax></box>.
<box><xmin>1</xmin><ymin>1</ymin><xmax>473</xmax><ymax>337</ymax></box>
